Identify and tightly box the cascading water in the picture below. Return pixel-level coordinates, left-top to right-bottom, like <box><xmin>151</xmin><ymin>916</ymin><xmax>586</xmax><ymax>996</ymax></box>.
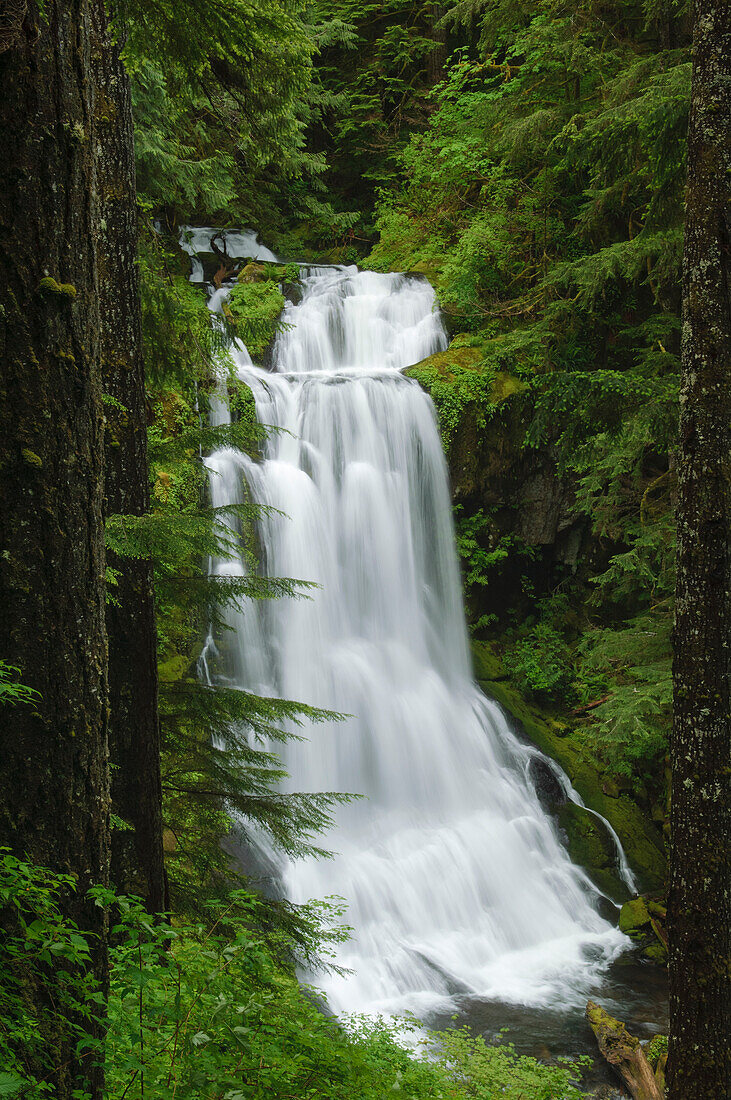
<box><xmin>202</xmin><ymin>250</ymin><xmax>630</xmax><ymax>1020</ymax></box>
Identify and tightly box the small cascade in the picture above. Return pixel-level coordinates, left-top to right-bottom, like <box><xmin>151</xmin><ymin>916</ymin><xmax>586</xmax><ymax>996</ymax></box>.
<box><xmin>200</xmin><ymin>251</ymin><xmax>630</xmax><ymax>1018</ymax></box>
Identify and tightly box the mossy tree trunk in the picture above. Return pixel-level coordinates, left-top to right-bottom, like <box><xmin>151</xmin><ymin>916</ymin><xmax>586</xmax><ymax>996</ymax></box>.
<box><xmin>668</xmin><ymin>1</ymin><xmax>731</xmax><ymax>1097</ymax></box>
<box><xmin>91</xmin><ymin>4</ymin><xmax>167</xmax><ymax>915</ymax></box>
<box><xmin>426</xmin><ymin>3</ymin><xmax>448</xmax><ymax>84</ymax></box>
<box><xmin>0</xmin><ymin>1</ymin><xmax>109</xmax><ymax>1094</ymax></box>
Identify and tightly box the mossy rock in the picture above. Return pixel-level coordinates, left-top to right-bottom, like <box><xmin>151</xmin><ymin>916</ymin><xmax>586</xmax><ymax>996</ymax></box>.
<box><xmin>556</xmin><ymin>801</ymin><xmax>627</xmax><ymax>899</ymax></box>
<box><xmin>642</xmin><ymin>941</ymin><xmax>668</xmax><ymax>964</ymax></box>
<box><xmin>406</xmin><ymin>343</ymin><xmax>484</xmax><ymax>379</ymax></box>
<box><xmin>619</xmin><ymin>896</ymin><xmax>652</xmax><ymax>936</ymax></box>
<box><xmin>224</xmin><ymin>281</ymin><xmax>285</xmax><ymax>359</ymax></box>
<box><xmin>406</xmin><ymin>342</ymin><xmax>525</xmax><ymax>406</ymax></box>
<box><xmin>472</xmin><ymin>640</ymin><xmax>667</xmax><ymax>893</ymax></box>
<box><xmin>158</xmin><ymin>655</ymin><xmax>190</xmax><ymax>683</ymax></box>
<box><xmin>406</xmin><ymin>259</ymin><xmax>444</xmax><ymax>288</ymax></box>
<box><xmin>471</xmin><ymin>639</ymin><xmax>508</xmax><ymax>682</ymax></box>
<box><xmin>238</xmin><ymin>262</ymin><xmax>267</xmax><ymax>283</ymax></box>
<box><xmin>618</xmin><ymin>897</ymin><xmax>668</xmax><ymax>963</ymax></box>
<box><xmin>405</xmin><ymin>342</ymin><xmax>525</xmax><ymax>460</ymax></box>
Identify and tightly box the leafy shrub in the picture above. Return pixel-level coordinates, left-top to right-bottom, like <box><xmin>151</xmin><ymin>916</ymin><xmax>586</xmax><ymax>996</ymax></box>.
<box><xmin>428</xmin><ymin>1025</ymin><xmax>588</xmax><ymax>1100</ymax></box>
<box><xmin>0</xmin><ymin>854</ymin><xmax>591</xmax><ymax>1100</ymax></box>
<box><xmin>505</xmin><ymin>621</ymin><xmax>575</xmax><ymax>704</ymax></box>
<box><xmin>0</xmin><ymin>851</ymin><xmax>104</xmax><ymax>1098</ymax></box>
<box><xmin>0</xmin><ymin>662</ymin><xmax>40</xmax><ymax>709</ymax></box>
<box><xmin>225</xmin><ymin>282</ymin><xmax>286</xmax><ymax>359</ymax></box>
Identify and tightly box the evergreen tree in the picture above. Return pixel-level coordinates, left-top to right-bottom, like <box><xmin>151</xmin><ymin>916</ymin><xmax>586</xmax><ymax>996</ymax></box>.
<box><xmin>668</xmin><ymin>0</ymin><xmax>731</xmax><ymax>1095</ymax></box>
<box><xmin>94</xmin><ymin>2</ymin><xmax>167</xmax><ymax>915</ymax></box>
<box><xmin>0</xmin><ymin>0</ymin><xmax>110</xmax><ymax>1093</ymax></box>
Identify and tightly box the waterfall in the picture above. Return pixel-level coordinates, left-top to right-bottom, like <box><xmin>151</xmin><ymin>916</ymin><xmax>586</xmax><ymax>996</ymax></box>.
<box><xmin>202</xmin><ymin>254</ymin><xmax>628</xmax><ymax>1019</ymax></box>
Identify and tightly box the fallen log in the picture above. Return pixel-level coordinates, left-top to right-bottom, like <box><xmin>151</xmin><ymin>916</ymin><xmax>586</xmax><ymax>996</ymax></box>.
<box><xmin>586</xmin><ymin>1001</ymin><xmax>664</xmax><ymax>1100</ymax></box>
<box><xmin>570</xmin><ymin>694</ymin><xmax>611</xmax><ymax>716</ymax></box>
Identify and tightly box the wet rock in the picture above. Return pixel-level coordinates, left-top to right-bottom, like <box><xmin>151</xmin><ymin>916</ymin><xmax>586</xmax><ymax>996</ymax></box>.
<box><xmin>619</xmin><ymin>897</ymin><xmax>668</xmax><ymax>965</ymax></box>
<box><xmin>472</xmin><ymin>649</ymin><xmax>668</xmax><ymax>892</ymax></box>
<box><xmin>238</xmin><ymin>261</ymin><xmax>267</xmax><ymax>282</ymax></box>
<box><xmin>528</xmin><ymin>756</ymin><xmax>566</xmax><ymax>812</ymax></box>
<box><xmin>557</xmin><ymin>801</ymin><xmax>628</xmax><ymax>900</ymax></box>
<box><xmin>619</xmin><ymin>897</ymin><xmax>652</xmax><ymax>936</ymax></box>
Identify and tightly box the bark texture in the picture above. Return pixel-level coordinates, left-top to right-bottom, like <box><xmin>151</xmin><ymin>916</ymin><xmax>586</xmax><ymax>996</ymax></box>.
<box><xmin>586</xmin><ymin>1001</ymin><xmax>664</xmax><ymax>1100</ymax></box>
<box><xmin>668</xmin><ymin>1</ymin><xmax>731</xmax><ymax>1097</ymax></box>
<box><xmin>0</xmin><ymin>0</ymin><xmax>109</xmax><ymax>1094</ymax></box>
<box><xmin>91</xmin><ymin>6</ymin><xmax>167</xmax><ymax>914</ymax></box>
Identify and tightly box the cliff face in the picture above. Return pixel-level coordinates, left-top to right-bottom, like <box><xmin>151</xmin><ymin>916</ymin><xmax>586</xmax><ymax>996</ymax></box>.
<box><xmin>448</xmin><ymin>394</ymin><xmax>585</xmax><ymax>591</ymax></box>
<box><xmin>406</xmin><ymin>346</ymin><xmax>590</xmax><ymax>629</ymax></box>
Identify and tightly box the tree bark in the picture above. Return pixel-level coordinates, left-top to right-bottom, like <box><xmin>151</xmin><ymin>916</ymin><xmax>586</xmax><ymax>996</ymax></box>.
<box><xmin>0</xmin><ymin>0</ymin><xmax>109</xmax><ymax>1094</ymax></box>
<box><xmin>668</xmin><ymin>1</ymin><xmax>731</xmax><ymax>1098</ymax></box>
<box><xmin>91</xmin><ymin>5</ymin><xmax>167</xmax><ymax>914</ymax></box>
<box><xmin>426</xmin><ymin>3</ymin><xmax>448</xmax><ymax>85</ymax></box>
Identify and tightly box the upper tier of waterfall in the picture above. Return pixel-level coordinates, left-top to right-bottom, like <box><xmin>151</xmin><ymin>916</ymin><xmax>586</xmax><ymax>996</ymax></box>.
<box><xmin>199</xmin><ymin>245</ymin><xmax>629</xmax><ymax>1018</ymax></box>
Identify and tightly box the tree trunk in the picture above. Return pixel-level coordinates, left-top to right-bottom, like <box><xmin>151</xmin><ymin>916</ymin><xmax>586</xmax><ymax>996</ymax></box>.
<box><xmin>91</xmin><ymin>5</ymin><xmax>167</xmax><ymax>914</ymax></box>
<box><xmin>426</xmin><ymin>3</ymin><xmax>448</xmax><ymax>85</ymax></box>
<box><xmin>0</xmin><ymin>1</ymin><xmax>109</xmax><ymax>1095</ymax></box>
<box><xmin>668</xmin><ymin>1</ymin><xmax>731</xmax><ymax>1098</ymax></box>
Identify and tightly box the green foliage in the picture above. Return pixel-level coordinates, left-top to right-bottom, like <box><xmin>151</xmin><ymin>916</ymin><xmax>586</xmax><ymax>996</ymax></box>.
<box><xmin>0</xmin><ymin>855</ymin><xmax>591</xmax><ymax>1100</ymax></box>
<box><xmin>306</xmin><ymin>0</ymin><xmax>447</xmax><ymax>241</ymax></box>
<box><xmin>0</xmin><ymin>663</ymin><xmax>40</xmax><ymax>709</ymax></box>
<box><xmin>139</xmin><ymin>229</ymin><xmax>231</xmax><ymax>389</ymax></box>
<box><xmin>0</xmin><ymin>851</ymin><xmax>103</xmax><ymax>1097</ymax></box>
<box><xmin>454</xmin><ymin>509</ymin><xmax>537</xmax><ymax>633</ymax></box>
<box><xmin>225</xmin><ymin>281</ymin><xmax>286</xmax><ymax>359</ymax></box>
<box><xmin>505</xmin><ymin>620</ymin><xmax>575</xmax><ymax>705</ymax></box>
<box><xmin>576</xmin><ymin>613</ymin><xmax>671</xmax><ymax>779</ymax></box>
<box><xmin>130</xmin><ymin>58</ymin><xmax>238</xmax><ymax>216</ymax></box>
<box><xmin>103</xmin><ymin>893</ymin><xmax>448</xmax><ymax>1100</ymax></box>
<box><xmin>122</xmin><ymin>0</ymin><xmax>316</xmax><ymax>226</ymax></box>
<box><xmin>425</xmin><ymin>1025</ymin><xmax>588</xmax><ymax>1099</ymax></box>
<box><xmin>646</xmin><ymin>1033</ymin><xmax>668</xmax><ymax>1066</ymax></box>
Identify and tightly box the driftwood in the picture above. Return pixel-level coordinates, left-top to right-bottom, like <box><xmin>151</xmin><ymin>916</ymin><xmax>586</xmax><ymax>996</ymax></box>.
<box><xmin>586</xmin><ymin>1001</ymin><xmax>665</xmax><ymax>1100</ymax></box>
<box><xmin>210</xmin><ymin>232</ymin><xmax>238</xmax><ymax>287</ymax></box>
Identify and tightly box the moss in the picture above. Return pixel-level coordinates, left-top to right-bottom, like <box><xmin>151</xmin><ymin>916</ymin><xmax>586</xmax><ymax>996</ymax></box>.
<box><xmin>556</xmin><ymin>801</ymin><xmax>626</xmax><ymax>898</ymax></box>
<box><xmin>408</xmin><ymin>258</ymin><xmax>445</xmax><ymax>287</ymax></box>
<box><xmin>21</xmin><ymin>449</ymin><xmax>42</xmax><ymax>468</ymax></box>
<box><xmin>238</xmin><ymin>262</ymin><xmax>267</xmax><ymax>283</ymax></box>
<box><xmin>405</xmin><ymin>340</ymin><xmax>525</xmax><ymax>454</ymax></box>
<box><xmin>617</xmin><ymin>897</ymin><xmax>667</xmax><ymax>963</ymax></box>
<box><xmin>38</xmin><ymin>277</ymin><xmax>77</xmax><ymax>299</ymax></box>
<box><xmin>619</xmin><ymin>896</ymin><xmax>651</xmax><ymax>935</ymax></box>
<box><xmin>642</xmin><ymin>941</ymin><xmax>668</xmax><ymax>963</ymax></box>
<box><xmin>645</xmin><ymin>1034</ymin><xmax>668</xmax><ymax>1067</ymax></box>
<box><xmin>491</xmin><ymin>372</ymin><xmax>526</xmax><ymax>402</ymax></box>
<box><xmin>471</xmin><ymin>640</ymin><xmax>508</xmax><ymax>682</ymax></box>
<box><xmin>224</xmin><ymin>281</ymin><xmax>285</xmax><ymax>360</ymax></box>
<box><xmin>158</xmin><ymin>655</ymin><xmax>189</xmax><ymax>683</ymax></box>
<box><xmin>473</xmin><ymin>640</ymin><xmax>667</xmax><ymax>891</ymax></box>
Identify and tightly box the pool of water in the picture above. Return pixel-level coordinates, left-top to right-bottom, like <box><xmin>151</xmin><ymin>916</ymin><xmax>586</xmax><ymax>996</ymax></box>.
<box><xmin>427</xmin><ymin>950</ymin><xmax>667</xmax><ymax>1095</ymax></box>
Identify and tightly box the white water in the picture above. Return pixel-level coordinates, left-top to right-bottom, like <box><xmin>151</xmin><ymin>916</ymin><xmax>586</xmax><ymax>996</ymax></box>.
<box><xmin>180</xmin><ymin>225</ymin><xmax>276</xmax><ymax>282</ymax></box>
<box><xmin>202</xmin><ymin>260</ymin><xmax>629</xmax><ymax>1017</ymax></box>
